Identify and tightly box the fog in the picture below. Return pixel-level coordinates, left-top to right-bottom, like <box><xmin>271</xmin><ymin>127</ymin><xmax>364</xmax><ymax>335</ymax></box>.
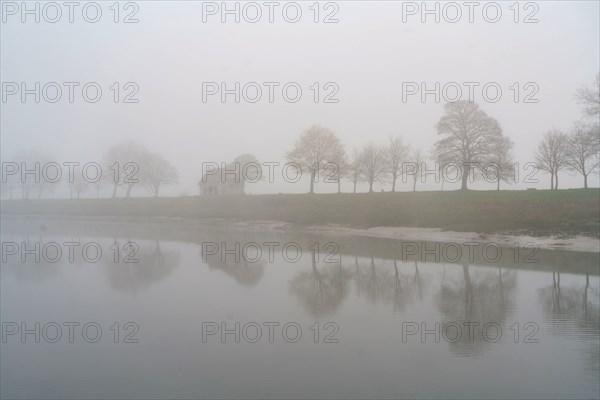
<box><xmin>1</xmin><ymin>4</ymin><xmax>600</xmax><ymax>398</ymax></box>
<box><xmin>1</xmin><ymin>1</ymin><xmax>599</xmax><ymax>197</ymax></box>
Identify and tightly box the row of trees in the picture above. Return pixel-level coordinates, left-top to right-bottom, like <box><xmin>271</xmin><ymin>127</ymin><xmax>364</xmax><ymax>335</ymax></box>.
<box><xmin>535</xmin><ymin>123</ymin><xmax>600</xmax><ymax>189</ymax></box>
<box><xmin>3</xmin><ymin>75</ymin><xmax>599</xmax><ymax>198</ymax></box>
<box><xmin>287</xmin><ymin>74</ymin><xmax>600</xmax><ymax>192</ymax></box>
<box><xmin>287</xmin><ymin>127</ymin><xmax>429</xmax><ymax>193</ymax></box>
<box><xmin>535</xmin><ymin>74</ymin><xmax>600</xmax><ymax>189</ymax></box>
<box><xmin>3</xmin><ymin>142</ymin><xmax>179</xmax><ymax>199</ymax></box>
<box><xmin>286</xmin><ymin>103</ymin><xmax>514</xmax><ymax>194</ymax></box>
<box><xmin>103</xmin><ymin>142</ymin><xmax>179</xmax><ymax>197</ymax></box>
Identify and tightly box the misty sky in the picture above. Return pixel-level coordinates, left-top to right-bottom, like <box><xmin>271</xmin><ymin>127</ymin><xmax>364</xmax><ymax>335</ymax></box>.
<box><xmin>1</xmin><ymin>1</ymin><xmax>599</xmax><ymax>196</ymax></box>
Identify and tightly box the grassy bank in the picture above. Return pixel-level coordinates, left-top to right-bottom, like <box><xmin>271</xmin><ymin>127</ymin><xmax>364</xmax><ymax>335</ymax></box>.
<box><xmin>2</xmin><ymin>189</ymin><xmax>599</xmax><ymax>237</ymax></box>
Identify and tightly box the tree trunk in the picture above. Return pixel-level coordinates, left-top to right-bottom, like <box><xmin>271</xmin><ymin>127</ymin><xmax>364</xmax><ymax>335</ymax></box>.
<box><xmin>412</xmin><ymin>178</ymin><xmax>417</xmax><ymax>192</ymax></box>
<box><xmin>555</xmin><ymin>173</ymin><xmax>559</xmax><ymax>190</ymax></box>
<box><xmin>584</xmin><ymin>173</ymin><xmax>588</xmax><ymax>189</ymax></box>
<box><xmin>353</xmin><ymin>180</ymin><xmax>357</xmax><ymax>194</ymax></box>
<box><xmin>392</xmin><ymin>174</ymin><xmax>397</xmax><ymax>192</ymax></box>
<box><xmin>309</xmin><ymin>170</ymin><xmax>315</xmax><ymax>194</ymax></box>
<box><xmin>112</xmin><ymin>183</ymin><xmax>118</xmax><ymax>198</ymax></box>
<box><xmin>461</xmin><ymin>164</ymin><xmax>470</xmax><ymax>190</ymax></box>
<box><xmin>337</xmin><ymin>180</ymin><xmax>341</xmax><ymax>194</ymax></box>
<box><xmin>550</xmin><ymin>173</ymin><xmax>554</xmax><ymax>190</ymax></box>
<box><xmin>369</xmin><ymin>181</ymin><xmax>373</xmax><ymax>193</ymax></box>
<box><xmin>497</xmin><ymin>179</ymin><xmax>500</xmax><ymax>191</ymax></box>
<box><xmin>126</xmin><ymin>183</ymin><xmax>133</xmax><ymax>197</ymax></box>
<box><xmin>463</xmin><ymin>263</ymin><xmax>472</xmax><ymax>317</ymax></box>
<box><xmin>414</xmin><ymin>261</ymin><xmax>422</xmax><ymax>299</ymax></box>
<box><xmin>154</xmin><ymin>185</ymin><xmax>159</xmax><ymax>197</ymax></box>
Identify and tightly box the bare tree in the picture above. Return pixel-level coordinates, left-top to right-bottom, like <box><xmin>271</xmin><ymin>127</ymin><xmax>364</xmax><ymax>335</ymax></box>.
<box><xmin>1</xmin><ymin>155</ymin><xmax>19</xmax><ymax>199</ymax></box>
<box><xmin>104</xmin><ymin>141</ymin><xmax>146</xmax><ymax>197</ymax></box>
<box><xmin>92</xmin><ymin>171</ymin><xmax>113</xmax><ymax>198</ymax></box>
<box><xmin>0</xmin><ymin>176</ymin><xmax>16</xmax><ymax>199</ymax></box>
<box><xmin>142</xmin><ymin>153</ymin><xmax>178</xmax><ymax>197</ymax></box>
<box><xmin>359</xmin><ymin>143</ymin><xmax>387</xmax><ymax>192</ymax></box>
<box><xmin>385</xmin><ymin>136</ymin><xmax>409</xmax><ymax>192</ymax></box>
<box><xmin>348</xmin><ymin>149</ymin><xmax>362</xmax><ymax>194</ymax></box>
<box><xmin>535</xmin><ymin>129</ymin><xmax>569</xmax><ymax>189</ymax></box>
<box><xmin>434</xmin><ymin>101</ymin><xmax>504</xmax><ymax>190</ymax></box>
<box><xmin>16</xmin><ymin>152</ymin><xmax>35</xmax><ymax>199</ymax></box>
<box><xmin>567</xmin><ymin>121</ymin><xmax>600</xmax><ymax>188</ymax></box>
<box><xmin>93</xmin><ymin>180</ymin><xmax>103</xmax><ymax>198</ymax></box>
<box><xmin>405</xmin><ymin>149</ymin><xmax>427</xmax><ymax>192</ymax></box>
<box><xmin>326</xmin><ymin>152</ymin><xmax>349</xmax><ymax>193</ymax></box>
<box><xmin>286</xmin><ymin>125</ymin><xmax>345</xmax><ymax>194</ymax></box>
<box><xmin>11</xmin><ymin>150</ymin><xmax>55</xmax><ymax>199</ymax></box>
<box><xmin>575</xmin><ymin>73</ymin><xmax>600</xmax><ymax>117</ymax></box>
<box><xmin>31</xmin><ymin>153</ymin><xmax>58</xmax><ymax>199</ymax></box>
<box><xmin>437</xmin><ymin>158</ymin><xmax>447</xmax><ymax>191</ymax></box>
<box><xmin>485</xmin><ymin>136</ymin><xmax>515</xmax><ymax>191</ymax></box>
<box><xmin>69</xmin><ymin>175</ymin><xmax>89</xmax><ymax>199</ymax></box>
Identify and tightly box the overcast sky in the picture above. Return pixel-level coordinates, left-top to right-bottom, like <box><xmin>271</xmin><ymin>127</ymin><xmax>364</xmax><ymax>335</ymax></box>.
<box><xmin>1</xmin><ymin>1</ymin><xmax>599</xmax><ymax>196</ymax></box>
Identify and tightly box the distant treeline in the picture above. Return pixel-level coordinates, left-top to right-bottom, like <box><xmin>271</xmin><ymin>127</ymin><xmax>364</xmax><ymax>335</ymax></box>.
<box><xmin>2</xmin><ymin>74</ymin><xmax>598</xmax><ymax>198</ymax></box>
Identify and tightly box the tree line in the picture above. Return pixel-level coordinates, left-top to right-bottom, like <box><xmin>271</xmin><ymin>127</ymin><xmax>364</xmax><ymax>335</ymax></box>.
<box><xmin>2</xmin><ymin>74</ymin><xmax>598</xmax><ymax>198</ymax></box>
<box><xmin>287</xmin><ymin>74</ymin><xmax>600</xmax><ymax>192</ymax></box>
<box><xmin>2</xmin><ymin>142</ymin><xmax>178</xmax><ymax>199</ymax></box>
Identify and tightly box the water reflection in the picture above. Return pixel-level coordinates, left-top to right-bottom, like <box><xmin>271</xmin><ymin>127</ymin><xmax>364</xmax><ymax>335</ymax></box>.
<box><xmin>436</xmin><ymin>264</ymin><xmax>517</xmax><ymax>357</ymax></box>
<box><xmin>104</xmin><ymin>240</ymin><xmax>180</xmax><ymax>293</ymax></box>
<box><xmin>538</xmin><ymin>272</ymin><xmax>599</xmax><ymax>330</ymax></box>
<box><xmin>1</xmin><ymin>234</ymin><xmax>62</xmax><ymax>284</ymax></box>
<box><xmin>538</xmin><ymin>272</ymin><xmax>600</xmax><ymax>386</ymax></box>
<box><xmin>202</xmin><ymin>248</ymin><xmax>265</xmax><ymax>287</ymax></box>
<box><xmin>1</xmin><ymin>217</ymin><xmax>599</xmax><ymax>399</ymax></box>
<box><xmin>289</xmin><ymin>253</ymin><xmax>351</xmax><ymax>316</ymax></box>
<box><xmin>352</xmin><ymin>257</ymin><xmax>425</xmax><ymax>311</ymax></box>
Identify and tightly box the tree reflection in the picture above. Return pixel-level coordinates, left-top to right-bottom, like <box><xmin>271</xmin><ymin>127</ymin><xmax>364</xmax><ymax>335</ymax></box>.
<box><xmin>201</xmin><ymin>246</ymin><xmax>265</xmax><ymax>287</ymax></box>
<box><xmin>104</xmin><ymin>240</ymin><xmax>179</xmax><ymax>293</ymax></box>
<box><xmin>352</xmin><ymin>256</ymin><xmax>425</xmax><ymax>312</ymax></box>
<box><xmin>435</xmin><ymin>263</ymin><xmax>517</xmax><ymax>357</ymax></box>
<box><xmin>538</xmin><ymin>271</ymin><xmax>600</xmax><ymax>380</ymax></box>
<box><xmin>289</xmin><ymin>251</ymin><xmax>352</xmax><ymax>316</ymax></box>
<box><xmin>538</xmin><ymin>272</ymin><xmax>599</xmax><ymax>331</ymax></box>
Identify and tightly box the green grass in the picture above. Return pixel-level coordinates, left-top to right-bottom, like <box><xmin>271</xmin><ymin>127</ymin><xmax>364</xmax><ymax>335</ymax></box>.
<box><xmin>2</xmin><ymin>189</ymin><xmax>599</xmax><ymax>237</ymax></box>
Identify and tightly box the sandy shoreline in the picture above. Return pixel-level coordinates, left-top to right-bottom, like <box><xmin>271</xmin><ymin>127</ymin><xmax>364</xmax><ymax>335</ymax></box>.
<box><xmin>228</xmin><ymin>220</ymin><xmax>600</xmax><ymax>253</ymax></box>
<box><xmin>2</xmin><ymin>214</ymin><xmax>599</xmax><ymax>253</ymax></box>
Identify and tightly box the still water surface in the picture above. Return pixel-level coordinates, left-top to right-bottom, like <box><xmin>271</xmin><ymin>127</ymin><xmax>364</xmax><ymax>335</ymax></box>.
<box><xmin>1</xmin><ymin>218</ymin><xmax>599</xmax><ymax>399</ymax></box>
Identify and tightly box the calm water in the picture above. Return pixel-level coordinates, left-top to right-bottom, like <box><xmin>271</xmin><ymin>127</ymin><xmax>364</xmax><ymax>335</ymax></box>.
<box><xmin>1</xmin><ymin>217</ymin><xmax>599</xmax><ymax>399</ymax></box>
